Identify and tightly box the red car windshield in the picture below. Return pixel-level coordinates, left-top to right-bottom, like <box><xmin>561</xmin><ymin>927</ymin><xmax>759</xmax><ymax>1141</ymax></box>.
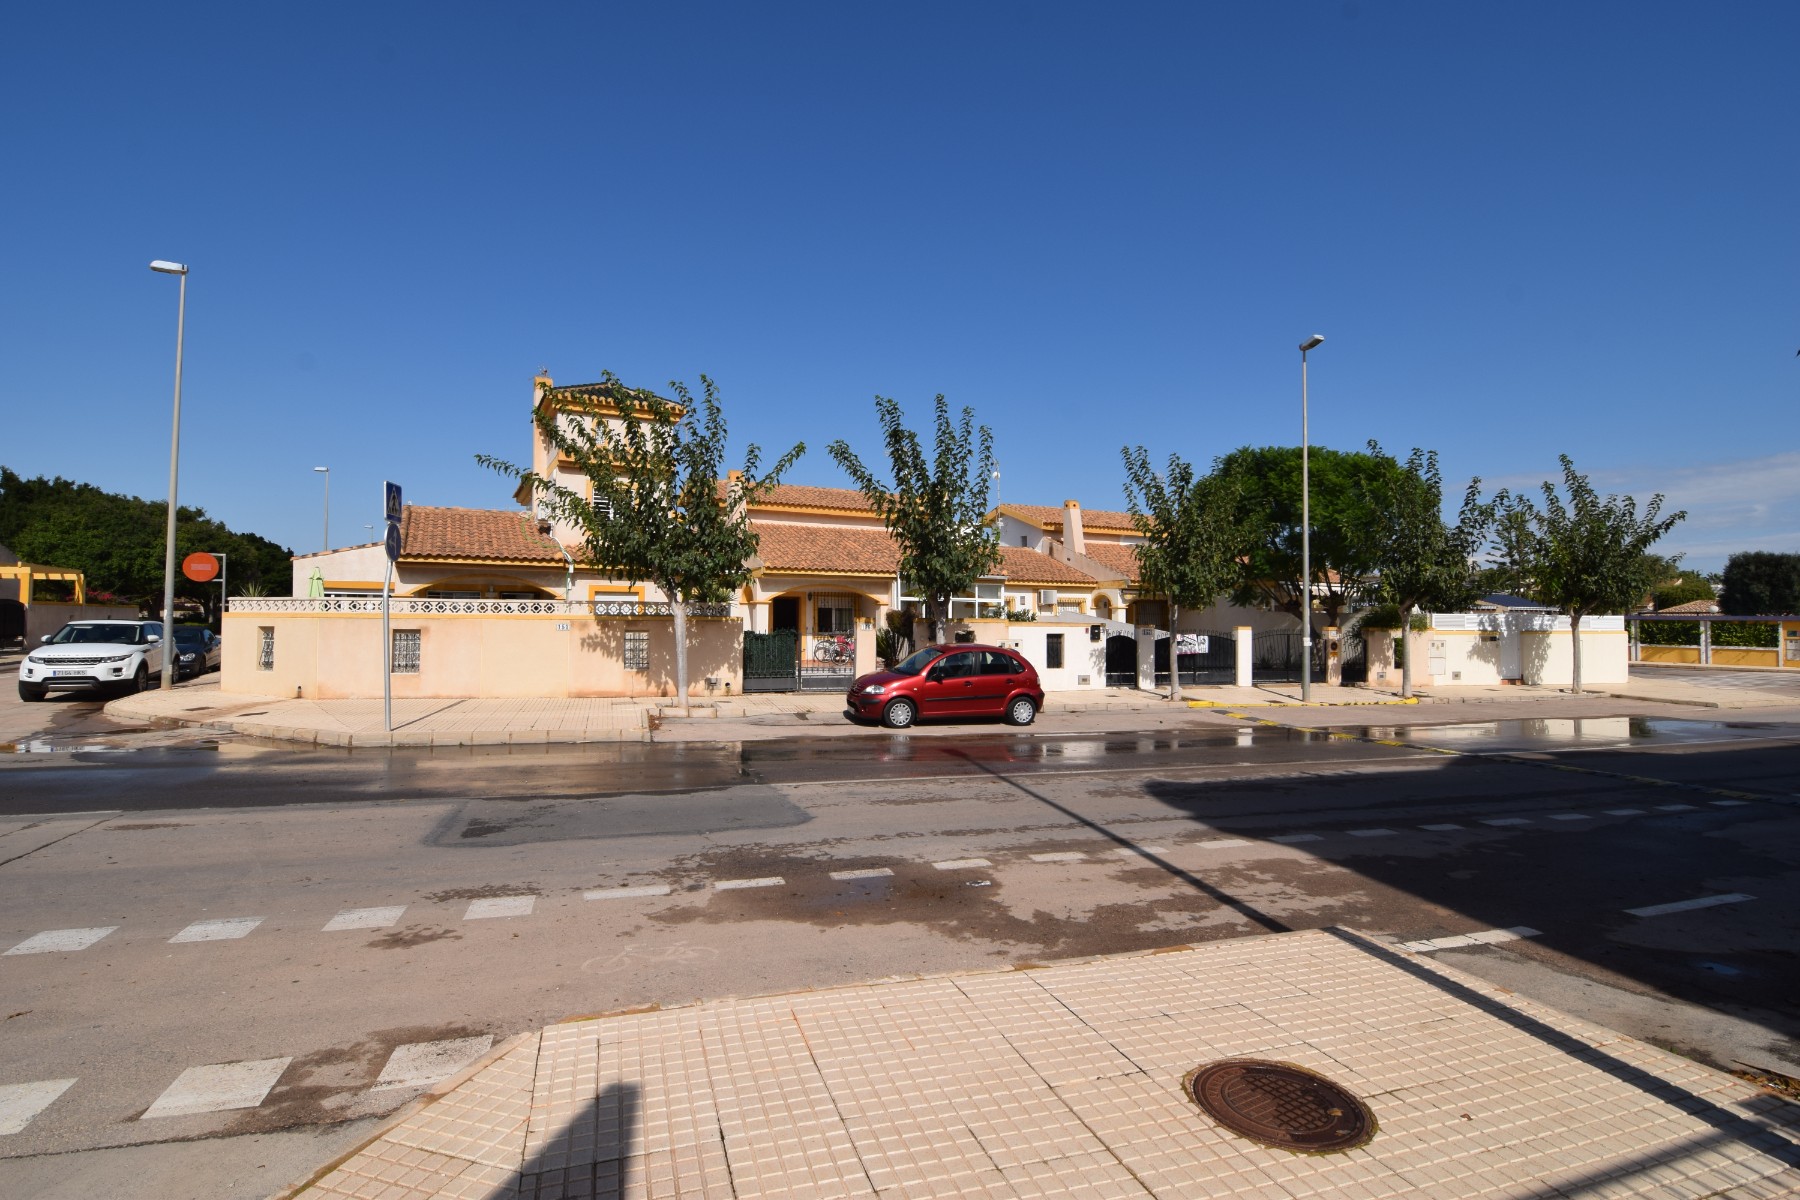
<box><xmin>889</xmin><ymin>648</ymin><xmax>941</xmax><ymax>677</ymax></box>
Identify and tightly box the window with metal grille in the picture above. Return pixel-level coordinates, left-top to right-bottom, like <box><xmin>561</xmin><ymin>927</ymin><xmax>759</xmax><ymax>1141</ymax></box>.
<box><xmin>257</xmin><ymin>627</ymin><xmax>274</xmax><ymax>670</ymax></box>
<box><xmin>623</xmin><ymin>629</ymin><xmax>649</xmax><ymax>671</ymax></box>
<box><xmin>391</xmin><ymin>629</ymin><xmax>421</xmax><ymax>674</ymax></box>
<box><xmin>592</xmin><ymin>495</ymin><xmax>614</xmax><ymax>520</ymax></box>
<box><xmin>1045</xmin><ymin>633</ymin><xmax>1064</xmax><ymax>669</ymax></box>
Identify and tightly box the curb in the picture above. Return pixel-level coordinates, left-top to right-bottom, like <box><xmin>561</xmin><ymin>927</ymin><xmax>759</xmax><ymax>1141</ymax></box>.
<box><xmin>1187</xmin><ymin>697</ymin><xmax>1422</xmax><ymax>709</ymax></box>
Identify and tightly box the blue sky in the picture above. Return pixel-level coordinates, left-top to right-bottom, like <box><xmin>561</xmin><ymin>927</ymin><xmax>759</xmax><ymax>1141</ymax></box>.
<box><xmin>2</xmin><ymin>3</ymin><xmax>1794</xmax><ymax>570</ymax></box>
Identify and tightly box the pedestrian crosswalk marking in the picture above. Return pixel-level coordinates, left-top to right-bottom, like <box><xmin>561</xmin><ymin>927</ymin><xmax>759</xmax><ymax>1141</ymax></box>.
<box><xmin>829</xmin><ymin>868</ymin><xmax>894</xmax><ymax>881</ymax></box>
<box><xmin>932</xmin><ymin>858</ymin><xmax>992</xmax><ymax>870</ymax></box>
<box><xmin>1549</xmin><ymin>813</ymin><xmax>1592</xmax><ymax>820</ymax></box>
<box><xmin>142</xmin><ymin>1058</ymin><xmax>291</xmax><ymax>1119</ymax></box>
<box><xmin>1655</xmin><ymin>804</ymin><xmax>1698</xmax><ymax>813</ymax></box>
<box><xmin>169</xmin><ymin>917</ymin><xmax>263</xmax><ymax>943</ymax></box>
<box><xmin>323</xmin><ymin>906</ymin><xmax>406</xmax><ymax>932</ymax></box>
<box><xmin>4</xmin><ymin>926</ymin><xmax>117</xmax><ymax>956</ymax></box>
<box><xmin>0</xmin><ymin>1079</ymin><xmax>75</xmax><ymax>1135</ymax></box>
<box><xmin>1348</xmin><ymin>828</ymin><xmax>1397</xmax><ymax>837</ymax></box>
<box><xmin>1626</xmin><ymin>893</ymin><xmax>1754</xmax><ymax>919</ymax></box>
<box><xmin>1419</xmin><ymin>824</ymin><xmax>1463</xmax><ymax>832</ymax></box>
<box><xmin>1114</xmin><ymin>845</ymin><xmax>1172</xmax><ymax>856</ymax></box>
<box><xmin>1605</xmin><ymin>808</ymin><xmax>1646</xmax><ymax>816</ymax></box>
<box><xmin>1482</xmin><ymin>818</ymin><xmax>1532</xmax><ymax>826</ymax></box>
<box><xmin>1399</xmin><ymin>926</ymin><xmax>1541</xmax><ymax>953</ymax></box>
<box><xmin>465</xmin><ymin>896</ymin><xmax>535</xmax><ymax>920</ymax></box>
<box><xmin>371</xmin><ymin>1036</ymin><xmax>493</xmax><ymax>1091</ymax></box>
<box><xmin>584</xmin><ymin>884</ymin><xmax>673</xmax><ymax>900</ymax></box>
<box><xmin>1029</xmin><ymin>852</ymin><xmax>1086</xmax><ymax>863</ymax></box>
<box><xmin>1188</xmin><ymin>839</ymin><xmax>1248</xmax><ymax>851</ymax></box>
<box><xmin>1269</xmin><ymin>833</ymin><xmax>1321</xmax><ymax>843</ymax></box>
<box><xmin>714</xmin><ymin>877</ymin><xmax>784</xmax><ymax>890</ymax></box>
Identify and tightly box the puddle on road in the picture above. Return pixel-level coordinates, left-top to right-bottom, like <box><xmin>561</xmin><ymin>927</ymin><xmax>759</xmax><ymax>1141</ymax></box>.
<box><xmin>1352</xmin><ymin>717</ymin><xmax>1794</xmax><ymax>752</ymax></box>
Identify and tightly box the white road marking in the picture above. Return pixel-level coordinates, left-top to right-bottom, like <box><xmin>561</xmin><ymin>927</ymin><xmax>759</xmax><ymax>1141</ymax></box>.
<box><xmin>371</xmin><ymin>1035</ymin><xmax>494</xmax><ymax>1092</ymax></box>
<box><xmin>4</xmin><ymin>926</ymin><xmax>117</xmax><ymax>955</ymax></box>
<box><xmin>829</xmin><ymin>868</ymin><xmax>894</xmax><ymax>881</ymax></box>
<box><xmin>584</xmin><ymin>884</ymin><xmax>673</xmax><ymax>900</ymax></box>
<box><xmin>142</xmin><ymin>1058</ymin><xmax>290</xmax><ymax>1119</ymax></box>
<box><xmin>1029</xmin><ymin>852</ymin><xmax>1087</xmax><ymax>863</ymax></box>
<box><xmin>1626</xmin><ymin>893</ymin><xmax>1755</xmax><ymax>919</ymax></box>
<box><xmin>1482</xmin><ymin>818</ymin><xmax>1532</xmax><ymax>826</ymax></box>
<box><xmin>169</xmin><ymin>917</ymin><xmax>263</xmax><ymax>943</ymax></box>
<box><xmin>1711</xmin><ymin>800</ymin><xmax>1750</xmax><ymax>807</ymax></box>
<box><xmin>1347</xmin><ymin>828</ymin><xmax>1397</xmax><ymax>838</ymax></box>
<box><xmin>1399</xmin><ymin>926</ymin><xmax>1541</xmax><ymax>953</ymax></box>
<box><xmin>1419</xmin><ymin>823</ymin><xmax>1463</xmax><ymax>832</ymax></box>
<box><xmin>714</xmin><ymin>877</ymin><xmax>784</xmax><ymax>890</ymax></box>
<box><xmin>1269</xmin><ymin>833</ymin><xmax>1321</xmax><ymax>844</ymax></box>
<box><xmin>1549</xmin><ymin>813</ymin><xmax>1592</xmax><ymax>821</ymax></box>
<box><xmin>322</xmin><ymin>906</ymin><xmax>406</xmax><ymax>932</ymax></box>
<box><xmin>0</xmin><ymin>1079</ymin><xmax>75</xmax><ymax>1134</ymax></box>
<box><xmin>1605</xmin><ymin>808</ymin><xmax>1646</xmax><ymax>816</ymax></box>
<box><xmin>1189</xmin><ymin>839</ymin><xmax>1250</xmax><ymax>850</ymax></box>
<box><xmin>1655</xmin><ymin>804</ymin><xmax>1698</xmax><ymax>812</ymax></box>
<box><xmin>1112</xmin><ymin>845</ymin><xmax>1171</xmax><ymax>857</ymax></box>
<box><xmin>465</xmin><ymin>896</ymin><xmax>535</xmax><ymax>919</ymax></box>
<box><xmin>932</xmin><ymin>858</ymin><xmax>992</xmax><ymax>870</ymax></box>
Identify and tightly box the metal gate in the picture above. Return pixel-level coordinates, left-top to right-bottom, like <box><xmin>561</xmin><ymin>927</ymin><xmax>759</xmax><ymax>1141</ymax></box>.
<box><xmin>1252</xmin><ymin>629</ymin><xmax>1306</xmax><ymax>682</ymax></box>
<box><xmin>742</xmin><ymin>630</ymin><xmax>798</xmax><ymax>692</ymax></box>
<box><xmin>1104</xmin><ymin>634</ymin><xmax>1137</xmax><ymax>687</ymax></box>
<box><xmin>799</xmin><ymin>634</ymin><xmax>855</xmax><ymax>692</ymax></box>
<box><xmin>1154</xmin><ymin>629</ymin><xmax>1236</xmax><ymax>686</ymax></box>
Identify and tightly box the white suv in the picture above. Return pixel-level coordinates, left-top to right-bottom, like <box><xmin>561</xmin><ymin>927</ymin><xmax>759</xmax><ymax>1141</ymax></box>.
<box><xmin>18</xmin><ymin>620</ymin><xmax>166</xmax><ymax>701</ymax></box>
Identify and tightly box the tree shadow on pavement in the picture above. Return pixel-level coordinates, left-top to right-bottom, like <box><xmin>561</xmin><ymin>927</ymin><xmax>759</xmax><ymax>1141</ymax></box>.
<box><xmin>511</xmin><ymin>1080</ymin><xmax>640</xmax><ymax>1199</ymax></box>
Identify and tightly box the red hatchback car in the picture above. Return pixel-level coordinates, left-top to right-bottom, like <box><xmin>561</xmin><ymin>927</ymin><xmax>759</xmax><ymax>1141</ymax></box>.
<box><xmin>846</xmin><ymin>643</ymin><xmax>1045</xmax><ymax>729</ymax></box>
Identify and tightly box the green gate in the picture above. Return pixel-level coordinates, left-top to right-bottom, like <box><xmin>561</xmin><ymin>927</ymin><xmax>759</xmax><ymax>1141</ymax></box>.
<box><xmin>743</xmin><ymin>630</ymin><xmax>799</xmax><ymax>692</ymax></box>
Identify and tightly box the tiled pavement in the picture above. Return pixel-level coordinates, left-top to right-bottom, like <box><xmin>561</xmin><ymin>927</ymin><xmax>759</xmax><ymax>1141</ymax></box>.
<box><xmin>288</xmin><ymin>929</ymin><xmax>1800</xmax><ymax>1199</ymax></box>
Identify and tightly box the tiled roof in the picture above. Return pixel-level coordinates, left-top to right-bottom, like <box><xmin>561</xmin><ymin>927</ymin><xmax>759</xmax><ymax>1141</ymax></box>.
<box><xmin>1658</xmin><ymin>598</ymin><xmax>1720</xmax><ymax>614</ymax></box>
<box><xmin>751</xmin><ymin>522</ymin><xmax>900</xmax><ymax>575</ymax></box>
<box><xmin>995</xmin><ymin>546</ymin><xmax>1106</xmax><ymax>586</ymax></box>
<box><xmin>1073</xmin><ymin>541</ymin><xmax>1140</xmax><ymax>582</ymax></box>
<box><xmin>998</xmin><ymin>503</ymin><xmax>1141</xmax><ymax>533</ymax></box>
<box><xmin>749</xmin><ymin>483</ymin><xmax>880</xmax><ymax>513</ymax></box>
<box><xmin>400</xmin><ymin>506</ymin><xmax>567</xmax><ymax>563</ymax></box>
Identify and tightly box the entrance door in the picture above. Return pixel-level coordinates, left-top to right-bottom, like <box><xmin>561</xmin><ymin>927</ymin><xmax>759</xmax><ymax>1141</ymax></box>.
<box><xmin>1104</xmin><ymin>635</ymin><xmax>1137</xmax><ymax>687</ymax></box>
<box><xmin>771</xmin><ymin>596</ymin><xmax>800</xmax><ymax>631</ymax></box>
<box><xmin>1498</xmin><ymin>619</ymin><xmax>1523</xmax><ymax>680</ymax></box>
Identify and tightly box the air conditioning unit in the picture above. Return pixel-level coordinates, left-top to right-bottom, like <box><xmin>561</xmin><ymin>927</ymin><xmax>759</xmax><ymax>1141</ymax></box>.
<box><xmin>1038</xmin><ymin>589</ymin><xmax>1058</xmax><ymax>607</ymax></box>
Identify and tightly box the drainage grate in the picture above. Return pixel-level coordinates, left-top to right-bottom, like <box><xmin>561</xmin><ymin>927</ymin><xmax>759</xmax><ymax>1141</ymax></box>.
<box><xmin>1184</xmin><ymin>1059</ymin><xmax>1376</xmax><ymax>1153</ymax></box>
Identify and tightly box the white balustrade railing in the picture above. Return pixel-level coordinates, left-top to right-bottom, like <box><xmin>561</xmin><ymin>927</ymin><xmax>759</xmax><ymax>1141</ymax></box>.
<box><xmin>229</xmin><ymin>597</ymin><xmax>731</xmax><ymax>618</ymax></box>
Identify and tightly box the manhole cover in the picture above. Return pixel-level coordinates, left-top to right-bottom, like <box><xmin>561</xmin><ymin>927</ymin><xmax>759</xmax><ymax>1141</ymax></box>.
<box><xmin>1184</xmin><ymin>1059</ymin><xmax>1376</xmax><ymax>1153</ymax></box>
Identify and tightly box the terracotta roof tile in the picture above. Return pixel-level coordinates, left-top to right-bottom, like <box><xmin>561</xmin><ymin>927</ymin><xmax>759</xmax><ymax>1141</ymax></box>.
<box><xmin>1658</xmin><ymin>598</ymin><xmax>1720</xmax><ymax>614</ymax></box>
<box><xmin>1072</xmin><ymin>541</ymin><xmax>1140</xmax><ymax>582</ymax></box>
<box><xmin>749</xmin><ymin>484</ymin><xmax>880</xmax><ymax>513</ymax></box>
<box><xmin>998</xmin><ymin>503</ymin><xmax>1141</xmax><ymax>533</ymax></box>
<box><xmin>400</xmin><ymin>505</ymin><xmax>566</xmax><ymax>563</ymax></box>
<box><xmin>995</xmin><ymin>546</ymin><xmax>1106</xmax><ymax>586</ymax></box>
<box><xmin>751</xmin><ymin>522</ymin><xmax>899</xmax><ymax>575</ymax></box>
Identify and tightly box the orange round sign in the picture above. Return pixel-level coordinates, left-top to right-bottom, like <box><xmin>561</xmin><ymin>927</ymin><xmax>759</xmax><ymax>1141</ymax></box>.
<box><xmin>182</xmin><ymin>552</ymin><xmax>220</xmax><ymax>583</ymax></box>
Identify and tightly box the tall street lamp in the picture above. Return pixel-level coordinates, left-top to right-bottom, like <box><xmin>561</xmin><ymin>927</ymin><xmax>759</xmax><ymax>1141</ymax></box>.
<box><xmin>313</xmin><ymin>466</ymin><xmax>330</xmax><ymax>553</ymax></box>
<box><xmin>1298</xmin><ymin>333</ymin><xmax>1324</xmax><ymax>701</ymax></box>
<box><xmin>150</xmin><ymin>259</ymin><xmax>188</xmax><ymax>690</ymax></box>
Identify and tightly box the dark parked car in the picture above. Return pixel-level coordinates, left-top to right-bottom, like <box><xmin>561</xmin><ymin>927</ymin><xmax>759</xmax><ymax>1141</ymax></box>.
<box><xmin>170</xmin><ymin>626</ymin><xmax>222</xmax><ymax>680</ymax></box>
<box><xmin>846</xmin><ymin>643</ymin><xmax>1044</xmax><ymax>729</ymax></box>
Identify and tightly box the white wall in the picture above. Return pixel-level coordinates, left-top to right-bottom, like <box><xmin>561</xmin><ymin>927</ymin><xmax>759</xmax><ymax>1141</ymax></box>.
<box><xmin>1366</xmin><ymin>613</ymin><xmax>1628</xmax><ymax>688</ymax></box>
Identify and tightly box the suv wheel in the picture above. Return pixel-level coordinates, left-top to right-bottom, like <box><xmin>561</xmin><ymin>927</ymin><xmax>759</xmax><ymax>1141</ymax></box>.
<box><xmin>1004</xmin><ymin>696</ymin><xmax>1037</xmax><ymax>726</ymax></box>
<box><xmin>18</xmin><ymin>682</ymin><xmax>47</xmax><ymax>702</ymax></box>
<box><xmin>882</xmin><ymin>698</ymin><xmax>917</xmax><ymax>729</ymax></box>
<box><xmin>128</xmin><ymin>663</ymin><xmax>149</xmax><ymax>694</ymax></box>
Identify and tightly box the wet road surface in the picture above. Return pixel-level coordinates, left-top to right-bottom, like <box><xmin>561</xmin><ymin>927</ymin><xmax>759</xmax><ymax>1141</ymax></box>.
<box><xmin>0</xmin><ymin>712</ymin><xmax>1796</xmax><ymax>1182</ymax></box>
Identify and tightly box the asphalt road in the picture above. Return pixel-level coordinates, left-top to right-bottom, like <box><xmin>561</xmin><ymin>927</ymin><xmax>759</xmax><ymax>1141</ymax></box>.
<box><xmin>1</xmin><ymin>695</ymin><xmax>1798</xmax><ymax>1198</ymax></box>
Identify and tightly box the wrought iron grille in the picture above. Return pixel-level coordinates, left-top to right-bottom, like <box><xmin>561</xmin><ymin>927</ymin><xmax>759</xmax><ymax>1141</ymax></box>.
<box><xmin>623</xmin><ymin>630</ymin><xmax>649</xmax><ymax>671</ymax></box>
<box><xmin>391</xmin><ymin>629</ymin><xmax>421</xmax><ymax>674</ymax></box>
<box><xmin>257</xmin><ymin>627</ymin><xmax>275</xmax><ymax>670</ymax></box>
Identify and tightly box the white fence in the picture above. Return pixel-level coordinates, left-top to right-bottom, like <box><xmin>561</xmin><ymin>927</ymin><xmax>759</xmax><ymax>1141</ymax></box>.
<box><xmin>229</xmin><ymin>598</ymin><xmax>731</xmax><ymax>618</ymax></box>
<box><xmin>1431</xmin><ymin>613</ymin><xmax>1624</xmax><ymax>633</ymax></box>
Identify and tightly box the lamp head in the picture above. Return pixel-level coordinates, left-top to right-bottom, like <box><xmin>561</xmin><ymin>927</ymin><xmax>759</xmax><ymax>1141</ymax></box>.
<box><xmin>1299</xmin><ymin>334</ymin><xmax>1325</xmax><ymax>352</ymax></box>
<box><xmin>313</xmin><ymin>466</ymin><xmax>329</xmax><ymax>473</ymax></box>
<box><xmin>149</xmin><ymin>260</ymin><xmax>188</xmax><ymax>275</ymax></box>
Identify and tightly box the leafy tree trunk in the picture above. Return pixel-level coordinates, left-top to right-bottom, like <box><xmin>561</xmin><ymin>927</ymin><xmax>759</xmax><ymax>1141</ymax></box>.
<box><xmin>1400</xmin><ymin>621</ymin><xmax>1414</xmax><ymax>700</ymax></box>
<box><xmin>927</xmin><ymin>595</ymin><xmax>947</xmax><ymax>646</ymax></box>
<box><xmin>1167</xmin><ymin>601</ymin><xmax>1181</xmax><ymax>702</ymax></box>
<box><xmin>1569</xmin><ymin>610</ymin><xmax>1583</xmax><ymax>694</ymax></box>
<box><xmin>670</xmin><ymin>594</ymin><xmax>690</xmax><ymax>717</ymax></box>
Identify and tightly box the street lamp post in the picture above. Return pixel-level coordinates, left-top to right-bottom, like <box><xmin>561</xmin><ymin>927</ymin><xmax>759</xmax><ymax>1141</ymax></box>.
<box><xmin>150</xmin><ymin>259</ymin><xmax>188</xmax><ymax>691</ymax></box>
<box><xmin>314</xmin><ymin>466</ymin><xmax>330</xmax><ymax>553</ymax></box>
<box><xmin>1298</xmin><ymin>334</ymin><xmax>1324</xmax><ymax>702</ymax></box>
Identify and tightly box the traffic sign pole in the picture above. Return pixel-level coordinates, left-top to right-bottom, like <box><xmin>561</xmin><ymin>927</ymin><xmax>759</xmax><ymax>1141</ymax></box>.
<box><xmin>382</xmin><ymin>482</ymin><xmax>402</xmax><ymax>735</ymax></box>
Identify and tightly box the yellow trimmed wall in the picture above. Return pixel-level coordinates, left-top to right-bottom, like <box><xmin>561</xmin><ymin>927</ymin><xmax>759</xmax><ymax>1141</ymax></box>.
<box><xmin>222</xmin><ymin>610</ymin><xmax>741</xmax><ymax>699</ymax></box>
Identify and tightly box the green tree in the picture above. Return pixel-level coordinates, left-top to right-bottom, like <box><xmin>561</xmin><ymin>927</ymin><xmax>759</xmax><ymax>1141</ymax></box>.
<box><xmin>479</xmin><ymin>373</ymin><xmax>803</xmax><ymax>714</ymax></box>
<box><xmin>1650</xmin><ymin>572</ymin><xmax>1714</xmax><ymax>611</ymax></box>
<box><xmin>1493</xmin><ymin>456</ymin><xmax>1685</xmax><ymax>692</ymax></box>
<box><xmin>1212</xmin><ymin>445</ymin><xmax>1403</xmax><ymax>636</ymax></box>
<box><xmin>1120</xmin><ymin>448</ymin><xmax>1245</xmax><ymax>701</ymax></box>
<box><xmin>828</xmin><ymin>395</ymin><xmax>1000</xmax><ymax>645</ymax></box>
<box><xmin>1360</xmin><ymin>445</ymin><xmax>1492</xmax><ymax>697</ymax></box>
<box><xmin>1719</xmin><ymin>552</ymin><xmax>1800</xmax><ymax>615</ymax></box>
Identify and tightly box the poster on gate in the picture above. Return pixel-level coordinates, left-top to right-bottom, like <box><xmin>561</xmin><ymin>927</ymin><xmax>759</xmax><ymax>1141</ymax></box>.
<box><xmin>1175</xmin><ymin>633</ymin><xmax>1209</xmax><ymax>654</ymax></box>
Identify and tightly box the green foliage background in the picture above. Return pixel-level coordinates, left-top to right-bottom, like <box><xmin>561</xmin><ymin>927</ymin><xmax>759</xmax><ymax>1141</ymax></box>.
<box><xmin>0</xmin><ymin>467</ymin><xmax>293</xmax><ymax>621</ymax></box>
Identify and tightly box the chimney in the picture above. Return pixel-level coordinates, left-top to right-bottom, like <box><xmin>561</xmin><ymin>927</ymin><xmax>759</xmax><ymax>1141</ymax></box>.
<box><xmin>1062</xmin><ymin>500</ymin><xmax>1085</xmax><ymax>558</ymax></box>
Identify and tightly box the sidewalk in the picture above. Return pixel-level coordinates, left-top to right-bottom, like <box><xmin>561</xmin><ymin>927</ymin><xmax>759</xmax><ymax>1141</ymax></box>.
<box><xmin>101</xmin><ymin>672</ymin><xmax>1795</xmax><ymax>748</ymax></box>
<box><xmin>284</xmin><ymin>928</ymin><xmax>1800</xmax><ymax>1199</ymax></box>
